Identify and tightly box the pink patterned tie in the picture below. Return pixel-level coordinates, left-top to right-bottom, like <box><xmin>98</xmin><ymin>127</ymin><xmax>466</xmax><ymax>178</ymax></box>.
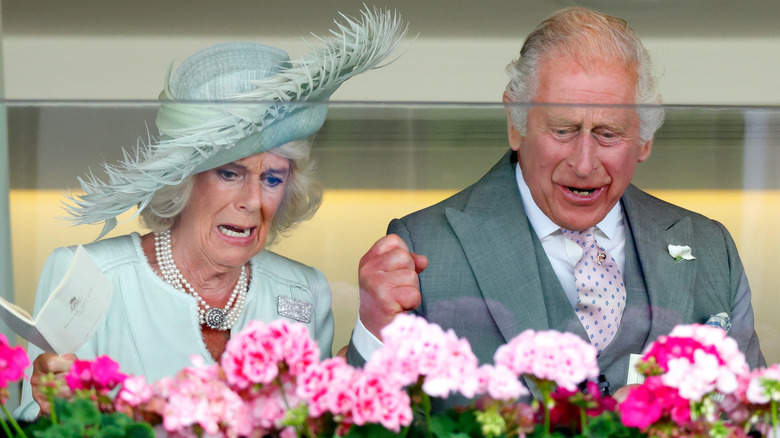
<box><xmin>562</xmin><ymin>227</ymin><xmax>626</xmax><ymax>354</ymax></box>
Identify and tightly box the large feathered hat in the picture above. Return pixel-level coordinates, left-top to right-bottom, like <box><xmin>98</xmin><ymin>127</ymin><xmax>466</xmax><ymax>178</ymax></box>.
<box><xmin>64</xmin><ymin>6</ymin><xmax>407</xmax><ymax>240</ymax></box>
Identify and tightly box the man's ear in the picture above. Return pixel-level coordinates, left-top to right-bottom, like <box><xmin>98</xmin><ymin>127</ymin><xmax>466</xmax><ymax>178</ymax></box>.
<box><xmin>503</xmin><ymin>92</ymin><xmax>522</xmax><ymax>152</ymax></box>
<box><xmin>638</xmin><ymin>139</ymin><xmax>653</xmax><ymax>162</ymax></box>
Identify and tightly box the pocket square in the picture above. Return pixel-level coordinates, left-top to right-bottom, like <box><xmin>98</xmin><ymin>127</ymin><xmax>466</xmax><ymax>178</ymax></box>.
<box><xmin>705</xmin><ymin>312</ymin><xmax>731</xmax><ymax>333</ymax></box>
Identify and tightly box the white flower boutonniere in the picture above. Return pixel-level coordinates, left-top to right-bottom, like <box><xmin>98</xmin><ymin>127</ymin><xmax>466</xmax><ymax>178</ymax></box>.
<box><xmin>668</xmin><ymin>244</ymin><xmax>695</xmax><ymax>263</ymax></box>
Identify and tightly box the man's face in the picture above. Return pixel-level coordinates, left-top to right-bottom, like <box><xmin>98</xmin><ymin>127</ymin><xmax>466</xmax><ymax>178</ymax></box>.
<box><xmin>507</xmin><ymin>55</ymin><xmax>653</xmax><ymax>231</ymax></box>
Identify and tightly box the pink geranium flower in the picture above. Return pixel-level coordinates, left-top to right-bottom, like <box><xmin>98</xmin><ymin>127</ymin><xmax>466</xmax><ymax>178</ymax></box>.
<box><xmin>0</xmin><ymin>334</ymin><xmax>29</xmax><ymax>391</ymax></box>
<box><xmin>116</xmin><ymin>375</ymin><xmax>153</xmax><ymax>408</ymax></box>
<box><xmin>480</xmin><ymin>364</ymin><xmax>528</xmax><ymax>401</ymax></box>
<box><xmin>744</xmin><ymin>364</ymin><xmax>780</xmax><ymax>405</ymax></box>
<box><xmin>245</xmin><ymin>377</ymin><xmax>302</xmax><ymax>433</ymax></box>
<box><xmin>349</xmin><ymin>370</ymin><xmax>413</xmax><ymax>432</ymax></box>
<box><xmin>222</xmin><ymin>319</ymin><xmax>320</xmax><ymax>390</ymax></box>
<box><xmin>494</xmin><ymin>329</ymin><xmax>599</xmax><ymax>391</ymax></box>
<box><xmin>297</xmin><ymin>357</ymin><xmax>358</xmax><ymax>417</ymax></box>
<box><xmin>366</xmin><ymin>313</ymin><xmax>484</xmax><ymax>399</ymax></box>
<box><xmin>620</xmin><ymin>376</ymin><xmax>691</xmax><ymax>430</ymax></box>
<box><xmin>639</xmin><ymin>324</ymin><xmax>748</xmax><ymax>401</ymax></box>
<box><xmin>65</xmin><ymin>355</ymin><xmax>126</xmax><ymax>393</ymax></box>
<box><xmin>297</xmin><ymin>356</ymin><xmax>413</xmax><ymax>433</ymax></box>
<box><xmin>158</xmin><ymin>366</ymin><xmax>250</xmax><ymax>437</ymax></box>
<box><xmin>720</xmin><ymin>365</ymin><xmax>780</xmax><ymax>429</ymax></box>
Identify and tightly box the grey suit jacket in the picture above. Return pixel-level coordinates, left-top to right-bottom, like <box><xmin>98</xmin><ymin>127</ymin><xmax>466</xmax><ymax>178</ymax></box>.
<box><xmin>348</xmin><ymin>150</ymin><xmax>764</xmax><ymax>395</ymax></box>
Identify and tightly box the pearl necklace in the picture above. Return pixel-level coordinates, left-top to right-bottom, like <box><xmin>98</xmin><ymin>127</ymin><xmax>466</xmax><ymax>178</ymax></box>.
<box><xmin>154</xmin><ymin>229</ymin><xmax>248</xmax><ymax>331</ymax></box>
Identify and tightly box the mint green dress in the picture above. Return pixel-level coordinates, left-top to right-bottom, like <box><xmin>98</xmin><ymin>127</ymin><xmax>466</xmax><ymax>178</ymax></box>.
<box><xmin>16</xmin><ymin>232</ymin><xmax>334</xmax><ymax>420</ymax></box>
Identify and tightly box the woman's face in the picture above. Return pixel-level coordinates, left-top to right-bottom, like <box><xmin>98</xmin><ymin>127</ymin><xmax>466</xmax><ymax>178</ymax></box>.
<box><xmin>174</xmin><ymin>151</ymin><xmax>290</xmax><ymax>271</ymax></box>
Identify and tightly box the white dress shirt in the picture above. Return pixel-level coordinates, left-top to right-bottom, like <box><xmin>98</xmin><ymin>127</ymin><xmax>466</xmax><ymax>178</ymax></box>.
<box><xmin>515</xmin><ymin>163</ymin><xmax>627</xmax><ymax>308</ymax></box>
<box><xmin>352</xmin><ymin>163</ymin><xmax>627</xmax><ymax>359</ymax></box>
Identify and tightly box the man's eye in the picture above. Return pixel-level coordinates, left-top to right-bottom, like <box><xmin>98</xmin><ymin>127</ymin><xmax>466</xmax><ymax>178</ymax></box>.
<box><xmin>595</xmin><ymin>131</ymin><xmax>621</xmax><ymax>145</ymax></box>
<box><xmin>552</xmin><ymin>128</ymin><xmax>575</xmax><ymax>139</ymax></box>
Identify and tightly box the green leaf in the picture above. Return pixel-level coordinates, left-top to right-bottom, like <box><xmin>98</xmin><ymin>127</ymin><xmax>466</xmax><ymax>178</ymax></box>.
<box><xmin>281</xmin><ymin>404</ymin><xmax>309</xmax><ymax>427</ymax></box>
<box><xmin>343</xmin><ymin>423</ymin><xmax>403</xmax><ymax>438</ymax></box>
<box><xmin>25</xmin><ymin>398</ymin><xmax>155</xmax><ymax>438</ymax></box>
<box><xmin>24</xmin><ymin>417</ymin><xmax>53</xmax><ymax>438</ymax></box>
<box><xmin>58</xmin><ymin>399</ymin><xmax>101</xmax><ymax>430</ymax></box>
<box><xmin>585</xmin><ymin>412</ymin><xmax>646</xmax><ymax>438</ymax></box>
<box><xmin>99</xmin><ymin>412</ymin><xmax>130</xmax><ymax>430</ymax></box>
<box><xmin>428</xmin><ymin>415</ymin><xmax>458</xmax><ymax>438</ymax></box>
<box><xmin>455</xmin><ymin>410</ymin><xmax>481</xmax><ymax>436</ymax></box>
<box><xmin>95</xmin><ymin>424</ymin><xmax>124</xmax><ymax>438</ymax></box>
<box><xmin>123</xmin><ymin>423</ymin><xmax>155</xmax><ymax>438</ymax></box>
<box><xmin>34</xmin><ymin>423</ymin><xmax>82</xmax><ymax>438</ymax></box>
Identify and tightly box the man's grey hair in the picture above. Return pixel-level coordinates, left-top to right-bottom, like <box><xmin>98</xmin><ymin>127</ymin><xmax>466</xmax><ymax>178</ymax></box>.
<box><xmin>504</xmin><ymin>7</ymin><xmax>664</xmax><ymax>143</ymax></box>
<box><xmin>139</xmin><ymin>138</ymin><xmax>322</xmax><ymax>246</ymax></box>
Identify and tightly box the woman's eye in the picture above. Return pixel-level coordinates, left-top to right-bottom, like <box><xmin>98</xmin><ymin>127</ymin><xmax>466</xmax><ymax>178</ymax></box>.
<box><xmin>217</xmin><ymin>169</ymin><xmax>239</xmax><ymax>180</ymax></box>
<box><xmin>262</xmin><ymin>174</ymin><xmax>284</xmax><ymax>188</ymax></box>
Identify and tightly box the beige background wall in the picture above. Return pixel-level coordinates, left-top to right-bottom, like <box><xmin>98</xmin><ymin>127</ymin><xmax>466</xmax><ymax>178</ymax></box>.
<box><xmin>3</xmin><ymin>36</ymin><xmax>780</xmax><ymax>105</ymax></box>
<box><xmin>10</xmin><ymin>188</ymin><xmax>780</xmax><ymax>363</ymax></box>
<box><xmin>3</xmin><ymin>2</ymin><xmax>780</xmax><ymax>363</ymax></box>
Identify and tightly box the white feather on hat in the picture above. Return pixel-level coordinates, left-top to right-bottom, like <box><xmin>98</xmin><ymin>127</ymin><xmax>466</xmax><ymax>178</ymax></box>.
<box><xmin>63</xmin><ymin>6</ymin><xmax>408</xmax><ymax>240</ymax></box>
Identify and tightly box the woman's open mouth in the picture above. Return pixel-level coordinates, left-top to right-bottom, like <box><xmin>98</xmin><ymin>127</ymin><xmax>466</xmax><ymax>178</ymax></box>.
<box><xmin>218</xmin><ymin>225</ymin><xmax>253</xmax><ymax>238</ymax></box>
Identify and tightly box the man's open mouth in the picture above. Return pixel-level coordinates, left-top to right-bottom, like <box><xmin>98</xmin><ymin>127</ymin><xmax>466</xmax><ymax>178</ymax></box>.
<box><xmin>568</xmin><ymin>187</ymin><xmax>596</xmax><ymax>196</ymax></box>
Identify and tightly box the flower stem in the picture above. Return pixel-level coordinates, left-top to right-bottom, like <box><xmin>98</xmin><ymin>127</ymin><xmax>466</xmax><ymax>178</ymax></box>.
<box><xmin>300</xmin><ymin>420</ymin><xmax>314</xmax><ymax>438</ymax></box>
<box><xmin>276</xmin><ymin>376</ymin><xmax>291</xmax><ymax>409</ymax></box>
<box><xmin>0</xmin><ymin>414</ymin><xmax>13</xmax><ymax>438</ymax></box>
<box><xmin>421</xmin><ymin>392</ymin><xmax>432</xmax><ymax>438</ymax></box>
<box><xmin>1</xmin><ymin>403</ymin><xmax>29</xmax><ymax>438</ymax></box>
<box><xmin>47</xmin><ymin>393</ymin><xmax>58</xmax><ymax>425</ymax></box>
<box><xmin>771</xmin><ymin>399</ymin><xmax>778</xmax><ymax>437</ymax></box>
<box><xmin>530</xmin><ymin>377</ymin><xmax>554</xmax><ymax>438</ymax></box>
<box><xmin>579</xmin><ymin>407</ymin><xmax>589</xmax><ymax>436</ymax></box>
<box><xmin>543</xmin><ymin>393</ymin><xmax>551</xmax><ymax>437</ymax></box>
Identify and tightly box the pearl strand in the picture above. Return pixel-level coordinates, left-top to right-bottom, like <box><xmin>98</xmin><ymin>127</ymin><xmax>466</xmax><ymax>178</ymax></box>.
<box><xmin>154</xmin><ymin>230</ymin><xmax>248</xmax><ymax>330</ymax></box>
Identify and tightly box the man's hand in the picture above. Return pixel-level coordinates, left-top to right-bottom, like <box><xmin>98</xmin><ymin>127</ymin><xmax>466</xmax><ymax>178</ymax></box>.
<box><xmin>358</xmin><ymin>234</ymin><xmax>428</xmax><ymax>340</ymax></box>
<box><xmin>30</xmin><ymin>352</ymin><xmax>77</xmax><ymax>416</ymax></box>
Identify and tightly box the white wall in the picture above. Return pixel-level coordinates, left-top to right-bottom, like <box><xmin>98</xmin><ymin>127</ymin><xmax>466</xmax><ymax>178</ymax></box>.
<box><xmin>3</xmin><ymin>35</ymin><xmax>780</xmax><ymax>104</ymax></box>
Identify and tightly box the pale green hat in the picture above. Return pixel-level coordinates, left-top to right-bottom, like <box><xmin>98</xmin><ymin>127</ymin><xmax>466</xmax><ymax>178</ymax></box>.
<box><xmin>64</xmin><ymin>7</ymin><xmax>407</xmax><ymax>239</ymax></box>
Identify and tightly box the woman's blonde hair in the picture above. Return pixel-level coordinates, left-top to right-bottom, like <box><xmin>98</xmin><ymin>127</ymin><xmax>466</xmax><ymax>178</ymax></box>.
<box><xmin>139</xmin><ymin>138</ymin><xmax>322</xmax><ymax>246</ymax></box>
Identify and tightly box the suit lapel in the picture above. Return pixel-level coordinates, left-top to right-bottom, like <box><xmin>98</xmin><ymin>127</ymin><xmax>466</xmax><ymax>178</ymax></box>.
<box><xmin>622</xmin><ymin>185</ymin><xmax>697</xmax><ymax>343</ymax></box>
<box><xmin>445</xmin><ymin>151</ymin><xmax>550</xmax><ymax>345</ymax></box>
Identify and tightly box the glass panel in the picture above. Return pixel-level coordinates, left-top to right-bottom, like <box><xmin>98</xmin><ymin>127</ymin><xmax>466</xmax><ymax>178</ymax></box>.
<box><xmin>6</xmin><ymin>101</ymin><xmax>780</xmax><ymax>363</ymax></box>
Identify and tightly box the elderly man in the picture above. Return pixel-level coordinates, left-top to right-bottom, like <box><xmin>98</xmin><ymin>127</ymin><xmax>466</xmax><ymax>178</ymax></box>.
<box><xmin>347</xmin><ymin>7</ymin><xmax>764</xmax><ymax>398</ymax></box>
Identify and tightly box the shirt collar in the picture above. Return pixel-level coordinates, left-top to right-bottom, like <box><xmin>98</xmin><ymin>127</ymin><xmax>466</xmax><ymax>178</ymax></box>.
<box><xmin>514</xmin><ymin>162</ymin><xmax>622</xmax><ymax>240</ymax></box>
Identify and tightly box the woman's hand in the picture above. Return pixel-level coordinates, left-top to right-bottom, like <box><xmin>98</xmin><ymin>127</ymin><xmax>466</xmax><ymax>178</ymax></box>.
<box><xmin>612</xmin><ymin>383</ymin><xmax>639</xmax><ymax>404</ymax></box>
<box><xmin>30</xmin><ymin>352</ymin><xmax>77</xmax><ymax>416</ymax></box>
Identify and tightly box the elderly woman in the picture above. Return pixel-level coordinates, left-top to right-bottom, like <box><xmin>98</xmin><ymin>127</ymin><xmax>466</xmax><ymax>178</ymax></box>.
<box><xmin>16</xmin><ymin>7</ymin><xmax>406</xmax><ymax>420</ymax></box>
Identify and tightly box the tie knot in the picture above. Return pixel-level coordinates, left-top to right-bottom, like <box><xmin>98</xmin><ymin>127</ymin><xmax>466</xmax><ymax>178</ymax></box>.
<box><xmin>561</xmin><ymin>227</ymin><xmax>597</xmax><ymax>248</ymax></box>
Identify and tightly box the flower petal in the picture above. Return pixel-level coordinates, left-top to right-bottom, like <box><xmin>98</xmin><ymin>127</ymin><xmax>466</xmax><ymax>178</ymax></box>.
<box><xmin>668</xmin><ymin>244</ymin><xmax>695</xmax><ymax>261</ymax></box>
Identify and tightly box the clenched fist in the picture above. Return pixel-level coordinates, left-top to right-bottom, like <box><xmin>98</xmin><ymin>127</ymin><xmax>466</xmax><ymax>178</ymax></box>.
<box><xmin>358</xmin><ymin>234</ymin><xmax>428</xmax><ymax>340</ymax></box>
